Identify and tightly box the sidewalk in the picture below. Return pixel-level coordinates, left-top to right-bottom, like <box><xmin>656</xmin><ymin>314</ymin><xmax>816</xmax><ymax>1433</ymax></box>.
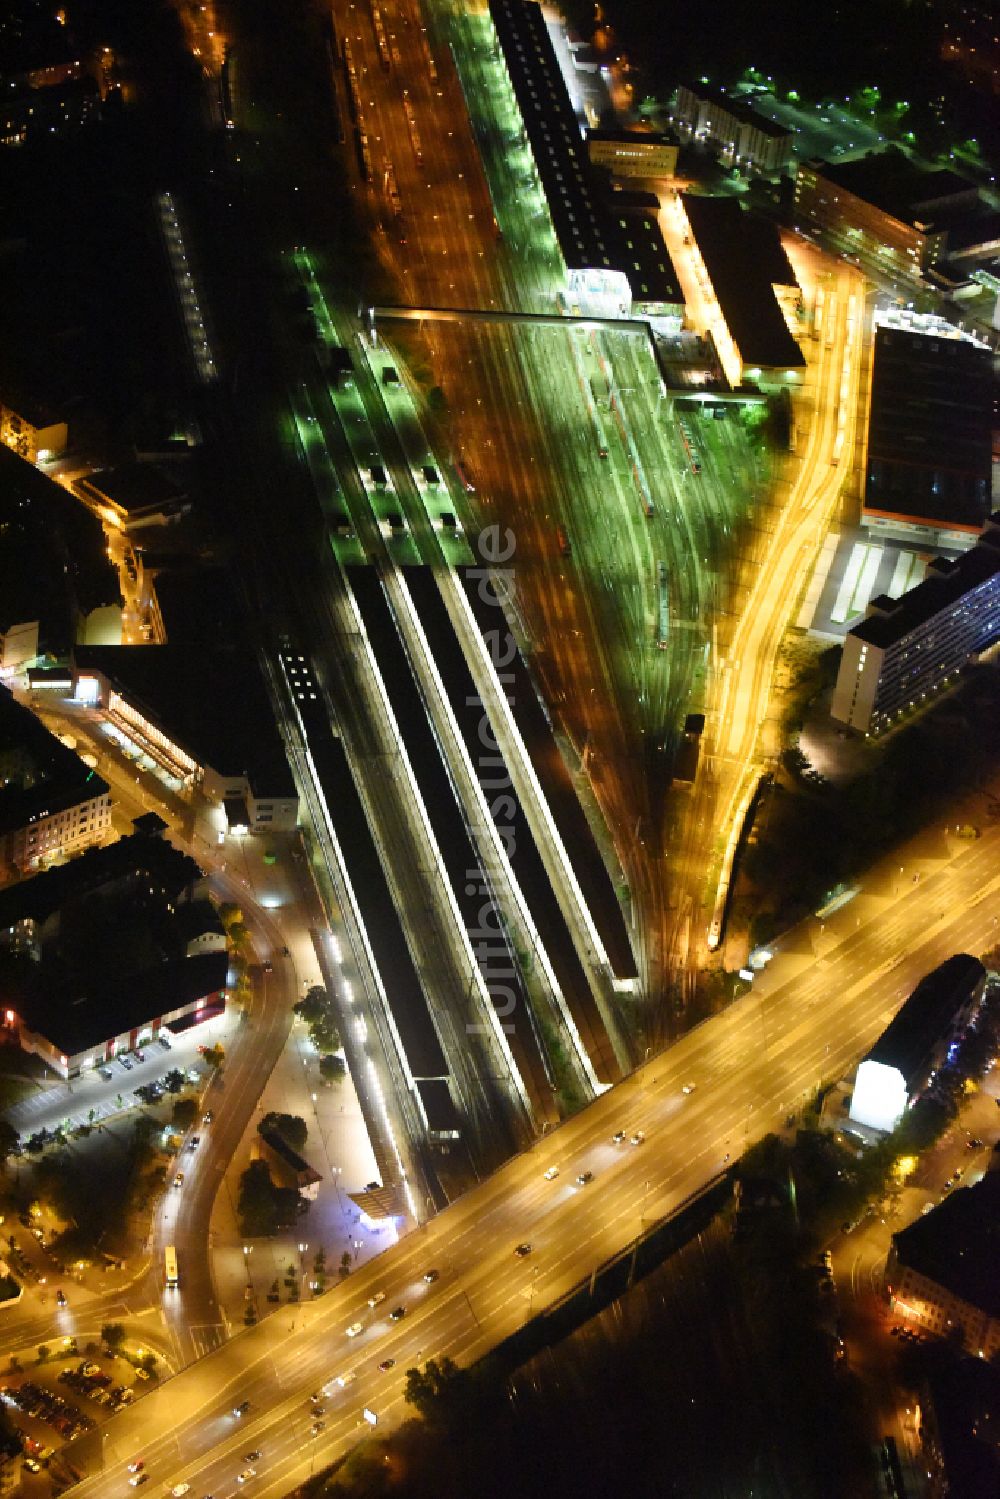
<box><xmin>205</xmin><ymin>832</ymin><xmax>393</xmax><ymax>1332</ymax></box>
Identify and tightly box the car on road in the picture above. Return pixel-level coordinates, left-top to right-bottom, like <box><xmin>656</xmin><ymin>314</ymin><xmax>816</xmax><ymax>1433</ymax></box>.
<box><xmin>187</xmin><ymin>1135</ymin><xmax>201</xmax><ymax>1151</ymax></box>
<box><xmin>346</xmin><ymin>1322</ymin><xmax>363</xmax><ymax>1338</ymax></box>
<box><xmin>237</xmin><ymin>1471</ymin><xmax>256</xmax><ymax>1485</ymax></box>
<box><xmin>543</xmin><ymin>1166</ymin><xmax>559</xmax><ymax>1180</ymax></box>
<box><xmin>630</xmin><ymin>1132</ymin><xmax>645</xmax><ymax>1147</ymax></box>
<box><xmin>262</xmin><ymin>960</ymin><xmax>272</xmax><ymax>973</ymax></box>
<box><xmin>335</xmin><ymin>1371</ymin><xmax>357</xmax><ymax>1387</ymax></box>
<box><xmin>378</xmin><ymin>1359</ymin><xmax>395</xmax><ymax>1373</ymax></box>
<box><xmin>309</xmin><ymin>1393</ymin><xmax>323</xmax><ymax>1404</ymax></box>
<box><xmin>203</xmin><ymin>1111</ymin><xmax>214</xmax><ymax>1124</ymax></box>
<box><xmin>389</xmin><ymin>1306</ymin><xmax>405</xmax><ymax>1322</ymax></box>
<box><xmin>611</xmin><ymin>1131</ymin><xmax>626</xmax><ymax>1145</ymax></box>
<box><xmin>55</xmin><ymin>1288</ymin><xmax>67</xmax><ymax>1306</ymax></box>
<box><xmin>367</xmin><ymin>1291</ymin><xmax>386</xmax><ymax>1308</ymax></box>
<box><xmin>311</xmin><ymin>1422</ymin><xmax>325</xmax><ymax>1435</ymax></box>
<box><xmin>171</xmin><ymin>1486</ymin><xmax>190</xmax><ymax>1497</ymax></box>
<box><xmin>174</xmin><ymin>1173</ymin><xmax>184</xmax><ymax>1188</ymax></box>
<box><xmin>129</xmin><ymin>1477</ymin><xmax>148</xmax><ymax>1489</ymax></box>
<box><xmin>576</xmin><ymin>1171</ymin><xmax>594</xmax><ymax>1187</ymax></box>
<box><xmin>23</xmin><ymin>1457</ymin><xmax>41</xmax><ymax>1473</ymax></box>
<box><xmin>514</xmin><ymin>1243</ymin><xmax>532</xmax><ymax>1258</ymax></box>
<box><xmin>243</xmin><ymin>1451</ymin><xmax>261</xmax><ymax>1462</ymax></box>
<box><xmin>682</xmin><ymin>1083</ymin><xmax>696</xmax><ymax>1095</ymax></box>
<box><xmin>127</xmin><ymin>1461</ymin><xmax>144</xmax><ymax>1473</ymax></box>
<box><xmin>423</xmin><ymin>1269</ymin><xmax>439</xmax><ymax>1283</ymax></box>
<box><xmin>232</xmin><ymin>1401</ymin><xmax>250</xmax><ymax>1418</ymax></box>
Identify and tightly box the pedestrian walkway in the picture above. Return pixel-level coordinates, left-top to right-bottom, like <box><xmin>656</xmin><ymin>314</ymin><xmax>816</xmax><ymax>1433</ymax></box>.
<box><xmin>205</xmin><ymin>831</ymin><xmax>392</xmax><ymax>1332</ymax></box>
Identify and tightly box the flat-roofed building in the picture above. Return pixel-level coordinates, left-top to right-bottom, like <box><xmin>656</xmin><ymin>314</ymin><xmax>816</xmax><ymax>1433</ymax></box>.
<box><xmin>0</xmin><ymin>684</ymin><xmax>112</xmax><ymax>882</ymax></box>
<box><xmin>587</xmin><ymin>127</ymin><xmax>678</xmax><ymax>180</ymax></box>
<box><xmin>72</xmin><ymin>644</ymin><xmax>298</xmax><ymax>832</ymax></box>
<box><xmin>75</xmin><ymin>462</ymin><xmax>190</xmax><ymax>532</ymax></box>
<box><xmin>487</xmin><ymin>0</ymin><xmax>682</xmax><ymax>327</ymax></box>
<box><xmin>831</xmin><ymin>516</ymin><xmax>1000</xmax><ymax>734</ymax></box>
<box><xmin>849</xmin><ymin>954</ymin><xmax>985</xmax><ymax>1132</ymax></box>
<box><xmin>862</xmin><ymin>319</ymin><xmax>993</xmax><ymax>546</ymax></box>
<box><xmin>0</xmin><ymin>389</ymin><xmax>67</xmax><ymax>462</ymax></box>
<box><xmin>887</xmin><ymin>1171</ymin><xmax>1000</xmax><ymax>1358</ymax></box>
<box><xmin>670</xmin><ymin>84</ymin><xmax>793</xmax><ymax>175</ymax></box>
<box><xmin>794</xmin><ymin>149</ymin><xmax>980</xmax><ymax>282</ymax></box>
<box><xmin>679</xmin><ymin>193</ymin><xmax>805</xmax><ymax>388</ymax></box>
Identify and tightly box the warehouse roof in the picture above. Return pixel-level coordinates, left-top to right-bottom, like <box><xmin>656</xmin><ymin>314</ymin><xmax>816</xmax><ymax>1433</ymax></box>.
<box><xmin>681</xmin><ymin>194</ymin><xmax>804</xmax><ymax>371</ymax></box>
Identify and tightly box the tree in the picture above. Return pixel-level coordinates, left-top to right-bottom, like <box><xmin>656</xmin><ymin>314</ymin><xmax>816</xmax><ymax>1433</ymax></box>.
<box><xmin>171</xmin><ymin>1098</ymin><xmax>198</xmax><ymax>1130</ymax></box>
<box><xmin>260</xmin><ymin>1112</ymin><xmax>308</xmax><ymax>1150</ymax></box>
<box><xmin>403</xmin><ymin>1357</ymin><xmax>477</xmax><ymax>1425</ymax></box>
<box><xmin>36</xmin><ymin>1345</ymin><xmax>50</xmax><ymax>1364</ymax></box>
<box><xmin>238</xmin><ymin>1161</ymin><xmax>279</xmax><ymax>1237</ymax></box>
<box><xmin>319</xmin><ymin>1053</ymin><xmax>346</xmax><ymax>1083</ymax></box>
<box><xmin>101</xmin><ymin>1323</ymin><xmax>126</xmax><ymax>1355</ymax></box>
<box><xmin>0</xmin><ymin>1120</ymin><xmax>19</xmax><ymax>1168</ymax></box>
<box><xmin>202</xmin><ymin>1044</ymin><xmax>225</xmax><ymax>1070</ymax></box>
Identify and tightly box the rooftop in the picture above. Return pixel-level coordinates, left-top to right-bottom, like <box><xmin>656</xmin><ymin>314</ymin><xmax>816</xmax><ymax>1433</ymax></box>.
<box><xmin>864</xmin><ymin>325</ymin><xmax>993</xmax><ymax>531</ymax></box>
<box><xmin>0</xmin><ymin>685</ymin><xmax>109</xmax><ymax>839</ymax></box>
<box><xmin>488</xmin><ymin>0</ymin><xmax>679</xmax><ymax>304</ymax></box>
<box><xmin>681</xmin><ymin>194</ymin><xmax>805</xmax><ymax>372</ymax></box>
<box><xmin>853</xmin><ymin>519</ymin><xmax>1000</xmax><ymax>650</ymax></box>
<box><xmin>867</xmin><ymin>953</ymin><xmax>985</xmax><ymax>1088</ymax></box>
<box><xmin>73</xmin><ymin>644</ymin><xmax>295</xmax><ymax>799</ymax></box>
<box><xmin>893</xmin><ymin>1170</ymin><xmax>1000</xmax><ymax>1319</ymax></box>
<box><xmin>804</xmin><ymin>149</ymin><xmax>977</xmax><ymax>224</ymax></box>
<box><xmin>924</xmin><ymin>1359</ymin><xmax>1000</xmax><ymax>1499</ymax></box>
<box><xmin>81</xmin><ymin>462</ymin><xmax>187</xmax><ymax>518</ymax></box>
<box><xmin>0</xmin><ymin>817</ymin><xmax>198</xmax><ymax>931</ymax></box>
<box><xmin>678</xmin><ymin>82</ymin><xmax>794</xmax><ymax>140</ymax></box>
<box><xmin>15</xmin><ymin>948</ymin><xmax>229</xmax><ymax>1057</ymax></box>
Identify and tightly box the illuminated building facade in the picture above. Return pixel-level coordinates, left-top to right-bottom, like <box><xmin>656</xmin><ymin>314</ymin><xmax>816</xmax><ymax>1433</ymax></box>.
<box><xmin>794</xmin><ymin>150</ymin><xmax>978</xmax><ymax>282</ymax></box>
<box><xmin>72</xmin><ymin>647</ymin><xmax>298</xmax><ymax>832</ymax></box>
<box><xmin>831</xmin><ymin>517</ymin><xmax>1000</xmax><ymax>734</ymax></box>
<box><xmin>887</xmin><ymin>1171</ymin><xmax>1000</xmax><ymax>1357</ymax></box>
<box><xmin>586</xmin><ymin>128</ymin><xmax>679</xmax><ymax>180</ymax></box>
<box><xmin>849</xmin><ymin>954</ymin><xmax>985</xmax><ymax>1134</ymax></box>
<box><xmin>0</xmin><ymin>684</ymin><xmax>112</xmax><ymax>881</ymax></box>
<box><xmin>0</xmin><ymin>393</ymin><xmax>67</xmax><ymax>463</ymax></box>
<box><xmin>671</xmin><ymin>84</ymin><xmax>793</xmax><ymax>175</ymax></box>
<box><xmin>0</xmin><ymin>816</ymin><xmax>228</xmax><ymax>1078</ymax></box>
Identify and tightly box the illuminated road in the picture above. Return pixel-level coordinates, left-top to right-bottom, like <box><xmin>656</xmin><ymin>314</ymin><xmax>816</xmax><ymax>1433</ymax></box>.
<box><xmin>65</xmin><ymin>810</ymin><xmax>1000</xmax><ymax>1495</ymax></box>
<box><xmin>705</xmin><ymin>256</ymin><xmax>866</xmax><ymax>947</ymax></box>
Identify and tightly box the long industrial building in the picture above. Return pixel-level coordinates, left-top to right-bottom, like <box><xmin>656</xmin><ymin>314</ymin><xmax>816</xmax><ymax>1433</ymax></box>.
<box><xmin>487</xmin><ymin>0</ymin><xmax>682</xmax><ymax>327</ymax></box>
<box><xmin>831</xmin><ymin>514</ymin><xmax>1000</xmax><ymax>734</ymax></box>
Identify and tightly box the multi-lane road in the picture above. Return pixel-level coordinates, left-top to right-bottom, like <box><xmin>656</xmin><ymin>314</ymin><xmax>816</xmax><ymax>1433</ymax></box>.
<box><xmin>64</xmin><ymin>804</ymin><xmax>1000</xmax><ymax>1495</ymax></box>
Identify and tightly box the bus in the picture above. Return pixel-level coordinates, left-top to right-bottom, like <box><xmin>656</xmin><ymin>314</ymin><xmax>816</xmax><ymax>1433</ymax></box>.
<box><xmin>164</xmin><ymin>1246</ymin><xmax>179</xmax><ymax>1289</ymax></box>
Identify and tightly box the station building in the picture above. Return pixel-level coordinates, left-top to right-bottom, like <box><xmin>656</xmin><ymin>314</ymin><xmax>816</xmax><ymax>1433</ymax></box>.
<box><xmin>0</xmin><ymin>815</ymin><xmax>228</xmax><ymax>1078</ymax></box>
<box><xmin>831</xmin><ymin>516</ymin><xmax>1000</xmax><ymax>734</ymax></box>
<box><xmin>678</xmin><ymin>192</ymin><xmax>805</xmax><ymax>389</ymax></box>
<box><xmin>670</xmin><ymin>84</ymin><xmax>794</xmax><ymax>175</ymax></box>
<box><xmin>487</xmin><ymin>0</ymin><xmax>682</xmax><ymax>329</ymax></box>
<box><xmin>0</xmin><ymin>685</ymin><xmax>112</xmax><ymax>883</ymax></box>
<box><xmin>71</xmin><ymin>644</ymin><xmax>298</xmax><ymax>834</ymax></box>
<box><xmin>849</xmin><ymin>954</ymin><xmax>986</xmax><ymax>1133</ymax></box>
<box><xmin>887</xmin><ymin>1169</ymin><xmax>1000</xmax><ymax>1359</ymax></box>
<box><xmin>861</xmin><ymin>316</ymin><xmax>993</xmax><ymax>548</ymax></box>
